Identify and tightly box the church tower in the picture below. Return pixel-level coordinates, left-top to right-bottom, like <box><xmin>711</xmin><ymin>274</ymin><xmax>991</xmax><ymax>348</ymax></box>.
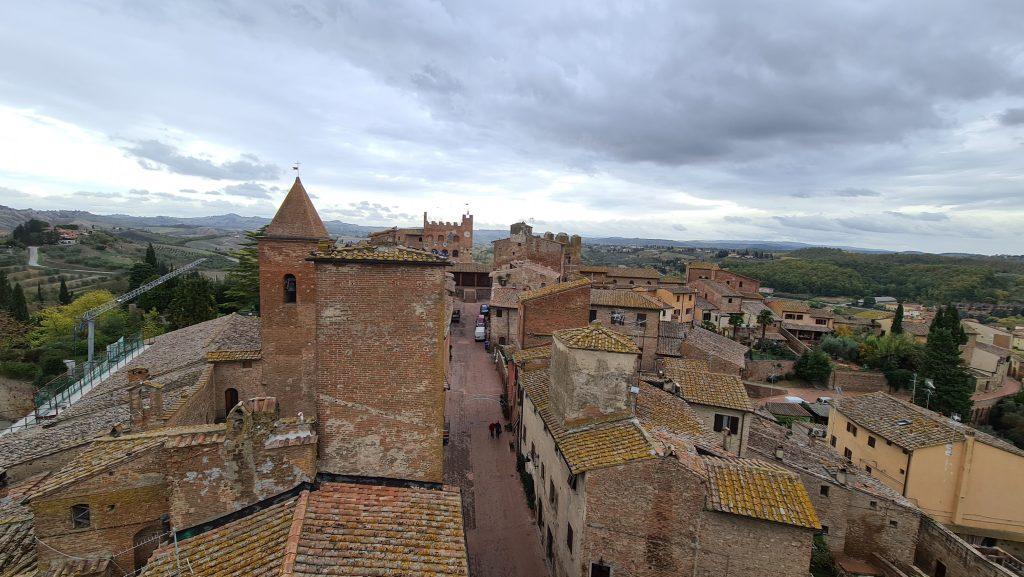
<box><xmin>258</xmin><ymin>177</ymin><xmax>329</xmax><ymax>419</ymax></box>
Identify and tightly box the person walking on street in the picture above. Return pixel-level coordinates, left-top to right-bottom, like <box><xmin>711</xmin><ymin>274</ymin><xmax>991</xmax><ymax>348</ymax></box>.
<box><xmin>496</xmin><ymin>423</ymin><xmax>502</xmax><ymax>438</ymax></box>
<box><xmin>488</xmin><ymin>422</ymin><xmax>495</xmax><ymax>438</ymax></box>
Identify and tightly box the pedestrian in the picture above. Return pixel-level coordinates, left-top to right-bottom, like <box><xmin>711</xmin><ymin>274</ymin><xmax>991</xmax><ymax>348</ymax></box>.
<box><xmin>496</xmin><ymin>423</ymin><xmax>502</xmax><ymax>437</ymax></box>
<box><xmin>488</xmin><ymin>423</ymin><xmax>495</xmax><ymax>438</ymax></box>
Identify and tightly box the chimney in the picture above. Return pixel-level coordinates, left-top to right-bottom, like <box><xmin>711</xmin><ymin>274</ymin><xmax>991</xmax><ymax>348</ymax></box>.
<box><xmin>128</xmin><ymin>380</ymin><xmax>164</xmax><ymax>432</ymax></box>
<box><xmin>128</xmin><ymin>367</ymin><xmax>150</xmax><ymax>384</ymax></box>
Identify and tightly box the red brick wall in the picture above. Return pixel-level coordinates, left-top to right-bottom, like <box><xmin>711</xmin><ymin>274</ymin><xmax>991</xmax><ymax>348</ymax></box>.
<box><xmin>591</xmin><ymin>305</ymin><xmax>660</xmax><ymax>372</ymax></box>
<box><xmin>211</xmin><ymin>361</ymin><xmax>265</xmax><ymax>420</ymax></box>
<box><xmin>518</xmin><ymin>286</ymin><xmax>590</xmax><ymax>349</ymax></box>
<box><xmin>582</xmin><ymin>458</ymin><xmax>704</xmax><ymax>577</ymax></box>
<box><xmin>423</xmin><ymin>213</ymin><xmax>473</xmax><ymax>263</ymax></box>
<box><xmin>494</xmin><ymin>235</ymin><xmax>566</xmax><ymax>271</ymax></box>
<box><xmin>258</xmin><ymin>238</ymin><xmax>320</xmax><ymax>420</ymax></box>
<box><xmin>31</xmin><ymin>452</ymin><xmax>168</xmax><ymax>574</ymax></box>
<box><xmin>313</xmin><ymin>262</ymin><xmax>447</xmax><ymax>483</ymax></box>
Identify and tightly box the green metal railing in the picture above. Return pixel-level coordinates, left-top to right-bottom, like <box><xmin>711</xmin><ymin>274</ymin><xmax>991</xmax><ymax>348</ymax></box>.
<box><xmin>34</xmin><ymin>332</ymin><xmax>145</xmax><ymax>414</ymax></box>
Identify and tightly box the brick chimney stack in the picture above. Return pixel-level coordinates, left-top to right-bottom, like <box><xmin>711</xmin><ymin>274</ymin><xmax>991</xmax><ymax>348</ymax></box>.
<box><xmin>127</xmin><ymin>380</ymin><xmax>164</xmax><ymax>432</ymax></box>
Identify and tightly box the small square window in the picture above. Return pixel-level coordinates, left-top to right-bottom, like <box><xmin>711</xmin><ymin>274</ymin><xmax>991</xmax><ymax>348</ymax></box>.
<box><xmin>868</xmin><ymin>436</ymin><xmax>876</xmax><ymax>448</ymax></box>
<box><xmin>870</xmin><ymin>500</ymin><xmax>878</xmax><ymax>509</ymax></box>
<box><xmin>821</xmin><ymin>525</ymin><xmax>829</xmax><ymax>535</ymax></box>
<box><xmin>820</xmin><ymin>485</ymin><xmax>830</xmax><ymax>497</ymax></box>
<box><xmin>889</xmin><ymin>520</ymin><xmax>898</xmax><ymax>528</ymax></box>
<box><xmin>242</xmin><ymin>360</ymin><xmax>253</xmax><ymax>369</ymax></box>
<box><xmin>866</xmin><ymin>466</ymin><xmax>873</xmax><ymax>475</ymax></box>
<box><xmin>591</xmin><ymin>563</ymin><xmax>612</xmax><ymax>577</ymax></box>
<box><xmin>843</xmin><ymin>448</ymin><xmax>853</xmax><ymax>460</ymax></box>
<box><xmin>71</xmin><ymin>504</ymin><xmax>90</xmax><ymax>529</ymax></box>
<box><xmin>830</xmin><ymin>435</ymin><xmax>837</xmax><ymax>447</ymax></box>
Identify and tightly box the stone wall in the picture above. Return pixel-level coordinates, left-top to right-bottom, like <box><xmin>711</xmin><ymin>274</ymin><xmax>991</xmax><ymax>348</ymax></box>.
<box><xmin>698</xmin><ymin>511</ymin><xmax>813</xmax><ymax>577</ymax></box>
<box><xmin>30</xmin><ymin>451</ymin><xmax>167</xmax><ymax>574</ymax></box>
<box><xmin>591</xmin><ymin>305</ymin><xmax>660</xmax><ymax>372</ymax></box>
<box><xmin>490</xmin><ymin>306</ymin><xmax>519</xmax><ymax>348</ymax></box>
<box><xmin>0</xmin><ymin>376</ymin><xmax>34</xmax><ymax>427</ymax></box>
<box><xmin>314</xmin><ymin>262</ymin><xmax>447</xmax><ymax>483</ymax></box>
<box><xmin>743</xmin><ymin>359</ymin><xmax>795</xmax><ymax>383</ymax></box>
<box><xmin>831</xmin><ymin>368</ymin><xmax>888</xmax><ymax>392</ymax></box>
<box><xmin>519</xmin><ymin>286</ymin><xmax>590</xmax><ymax>349</ymax></box>
<box><xmin>914</xmin><ymin>516</ymin><xmax>1015</xmax><ymax>577</ymax></box>
<box><xmin>211</xmin><ymin>360</ymin><xmax>265</xmax><ymax>421</ymax></box>
<box><xmin>165</xmin><ymin>364</ymin><xmax>217</xmax><ymax>427</ymax></box>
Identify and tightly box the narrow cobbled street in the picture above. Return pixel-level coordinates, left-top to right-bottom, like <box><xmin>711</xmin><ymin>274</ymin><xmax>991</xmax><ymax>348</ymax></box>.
<box><xmin>444</xmin><ymin>299</ymin><xmax>551</xmax><ymax>577</ymax></box>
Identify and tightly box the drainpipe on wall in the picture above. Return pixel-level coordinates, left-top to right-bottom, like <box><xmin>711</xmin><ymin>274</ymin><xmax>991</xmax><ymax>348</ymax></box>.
<box><xmin>952</xmin><ymin>432</ymin><xmax>976</xmax><ymax>526</ymax></box>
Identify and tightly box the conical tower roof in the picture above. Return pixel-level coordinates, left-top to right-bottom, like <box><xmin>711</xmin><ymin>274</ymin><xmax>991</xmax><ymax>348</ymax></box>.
<box><xmin>264</xmin><ymin>177</ymin><xmax>329</xmax><ymax>239</ymax></box>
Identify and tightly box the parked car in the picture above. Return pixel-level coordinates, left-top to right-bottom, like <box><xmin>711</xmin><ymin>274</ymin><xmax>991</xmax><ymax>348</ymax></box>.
<box><xmin>451</xmin><ymin>309</ymin><xmax>461</xmax><ymax>323</ymax></box>
<box><xmin>480</xmin><ymin>304</ymin><xmax>490</xmax><ymax>315</ymax></box>
<box><xmin>475</xmin><ymin>314</ymin><xmax>486</xmax><ymax>327</ymax></box>
<box><xmin>474</xmin><ymin>326</ymin><xmax>486</xmax><ymax>341</ymax></box>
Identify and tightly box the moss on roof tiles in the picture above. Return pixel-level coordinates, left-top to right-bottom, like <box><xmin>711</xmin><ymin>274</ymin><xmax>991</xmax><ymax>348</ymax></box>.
<box><xmin>554</xmin><ymin>323</ymin><xmax>641</xmax><ymax>355</ymax></box>
<box><xmin>311</xmin><ymin>242</ymin><xmax>450</xmax><ymax>265</ymax></box>
<box><xmin>661</xmin><ymin>358</ymin><xmax>752</xmax><ymax>412</ymax></box>
<box><xmin>518</xmin><ymin>278</ymin><xmax>590</xmax><ymax>302</ymax></box>
<box><xmin>704</xmin><ymin>457</ymin><xmax>820</xmax><ymax>530</ymax></box>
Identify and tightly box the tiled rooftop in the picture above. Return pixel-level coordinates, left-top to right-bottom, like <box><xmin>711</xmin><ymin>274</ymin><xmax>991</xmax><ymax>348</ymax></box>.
<box><xmin>605</xmin><ymin>266</ymin><xmax>661</xmax><ymax>279</ymax></box>
<box><xmin>139</xmin><ymin>482</ymin><xmax>468</xmax><ymax>577</ymax></box>
<box><xmin>763</xmin><ymin>402</ymin><xmax>812</xmax><ymax>419</ymax></box>
<box><xmin>0</xmin><ymin>314</ymin><xmax>255</xmax><ymax>471</ymax></box>
<box><xmin>521</xmin><ymin>369</ymin><xmax>655</xmax><ymax>474</ymax></box>
<box><xmin>0</xmin><ymin>516</ymin><xmax>34</xmax><ymax>577</ymax></box>
<box><xmin>661</xmin><ymin>358</ymin><xmax>753</xmax><ymax>412</ymax></box>
<box><xmin>311</xmin><ymin>242</ymin><xmax>450</xmax><ymax>265</ymax></box>
<box><xmin>656</xmin><ymin>321</ymin><xmax>690</xmax><ymax>357</ymax></box>
<box><xmin>684</xmin><ymin>326</ymin><xmax>749</xmax><ymax>368</ymax></box>
<box><xmin>488</xmin><ymin>287</ymin><xmax>521</xmax><ymax>309</ymax></box>
<box><xmin>42</xmin><ymin>558</ymin><xmax>111</xmax><ymax>577</ymax></box>
<box><xmin>554</xmin><ymin>323</ymin><xmax>641</xmax><ymax>355</ymax></box>
<box><xmin>446</xmin><ymin>261</ymin><xmax>492</xmax><ymax>273</ymax></box>
<box><xmin>590</xmin><ymin>289</ymin><xmax>667</xmax><ymax>310</ymax></box>
<box><xmin>834</xmin><ymin>392</ymin><xmax>1024</xmax><ymax>457</ymax></box>
<box><xmin>518</xmin><ymin>278</ymin><xmax>590</xmax><ymax>302</ymax></box>
<box><xmin>747</xmin><ymin>414</ymin><xmax>916</xmax><ymax>508</ymax></box>
<box><xmin>263</xmin><ymin>178</ymin><xmax>330</xmax><ymax>240</ymax></box>
<box><xmin>512</xmin><ymin>345</ymin><xmax>551</xmax><ymax>364</ymax></box>
<box><xmin>687</xmin><ymin>261</ymin><xmax>719</xmax><ymax>270</ymax></box>
<box><xmin>704</xmin><ymin>457</ymin><xmax>820</xmax><ymax>530</ymax></box>
<box><xmin>30</xmin><ymin>424</ymin><xmax>228</xmax><ymax>499</ymax></box>
<box><xmin>635</xmin><ymin>383</ymin><xmax>714</xmax><ymax>445</ymax></box>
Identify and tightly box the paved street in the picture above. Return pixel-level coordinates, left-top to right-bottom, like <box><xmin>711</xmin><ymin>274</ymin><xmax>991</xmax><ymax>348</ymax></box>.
<box><xmin>444</xmin><ymin>299</ymin><xmax>550</xmax><ymax>577</ymax></box>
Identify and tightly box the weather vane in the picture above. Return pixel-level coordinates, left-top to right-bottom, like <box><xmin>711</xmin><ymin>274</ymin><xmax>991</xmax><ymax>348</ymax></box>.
<box><xmin>293</xmin><ymin>161</ymin><xmax>301</xmax><ymax>176</ymax></box>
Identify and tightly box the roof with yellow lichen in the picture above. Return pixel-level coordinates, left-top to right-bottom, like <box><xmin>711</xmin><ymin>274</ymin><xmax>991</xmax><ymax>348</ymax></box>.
<box><xmin>703</xmin><ymin>457</ymin><xmax>820</xmax><ymax>529</ymax></box>
<box><xmin>521</xmin><ymin>370</ymin><xmax>654</xmax><ymax>474</ymax></box>
<box><xmin>512</xmin><ymin>345</ymin><xmax>551</xmax><ymax>364</ymax></box>
<box><xmin>138</xmin><ymin>482</ymin><xmax>468</xmax><ymax>577</ymax></box>
<box><xmin>29</xmin><ymin>424</ymin><xmax>227</xmax><ymax>499</ymax></box>
<box><xmin>206</xmin><ymin>349</ymin><xmax>261</xmax><ymax>362</ymax></box>
<box><xmin>661</xmin><ymin>358</ymin><xmax>753</xmax><ymax>412</ymax></box>
<box><xmin>518</xmin><ymin>278</ymin><xmax>591</xmax><ymax>302</ymax></box>
<box><xmin>310</xmin><ymin>241</ymin><xmax>450</xmax><ymax>265</ymax></box>
<box><xmin>635</xmin><ymin>383</ymin><xmax>712</xmax><ymax>443</ymax></box>
<box><xmin>590</xmin><ymin>289</ymin><xmax>669</xmax><ymax>310</ymax></box>
<box><xmin>554</xmin><ymin>323</ymin><xmax>641</xmax><ymax>355</ymax></box>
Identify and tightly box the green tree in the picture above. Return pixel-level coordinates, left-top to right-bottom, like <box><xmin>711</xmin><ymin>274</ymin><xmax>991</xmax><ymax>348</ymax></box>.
<box><xmin>810</xmin><ymin>534</ymin><xmax>838</xmax><ymax>577</ymax></box>
<box><xmin>220</xmin><ymin>228</ymin><xmax>262</xmax><ymax>313</ymax></box>
<box><xmin>920</xmin><ymin>323</ymin><xmax>973</xmax><ymax>418</ymax></box>
<box><xmin>58</xmin><ymin>277</ymin><xmax>72</xmax><ymax>305</ymax></box>
<box><xmin>728</xmin><ymin>314</ymin><xmax>744</xmax><ymax>340</ymax></box>
<box><xmin>9</xmin><ymin>284</ymin><xmax>29</xmax><ymax>322</ymax></box>
<box><xmin>891</xmin><ymin>302</ymin><xmax>904</xmax><ymax>335</ymax></box>
<box><xmin>756</xmin><ymin>308</ymin><xmax>774</xmax><ymax>343</ymax></box>
<box><xmin>144</xmin><ymin>242</ymin><xmax>158</xmax><ymax>267</ymax></box>
<box><xmin>795</xmin><ymin>348</ymin><xmax>833</xmax><ymax>385</ymax></box>
<box><xmin>128</xmin><ymin>262</ymin><xmax>158</xmax><ymax>291</ymax></box>
<box><xmin>167</xmin><ymin>274</ymin><xmax>218</xmax><ymax>329</ymax></box>
<box><xmin>0</xmin><ymin>271</ymin><xmax>10</xmax><ymax>312</ymax></box>
<box><xmin>36</xmin><ymin>284</ymin><xmax>44</xmax><ymax>305</ymax></box>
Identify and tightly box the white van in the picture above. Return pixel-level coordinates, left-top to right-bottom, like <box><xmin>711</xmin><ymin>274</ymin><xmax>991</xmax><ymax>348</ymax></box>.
<box><xmin>474</xmin><ymin>326</ymin><xmax>486</xmax><ymax>341</ymax></box>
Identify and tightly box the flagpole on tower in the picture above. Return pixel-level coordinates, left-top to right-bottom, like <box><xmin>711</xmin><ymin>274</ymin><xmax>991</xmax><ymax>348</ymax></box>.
<box><xmin>293</xmin><ymin>161</ymin><xmax>301</xmax><ymax>177</ymax></box>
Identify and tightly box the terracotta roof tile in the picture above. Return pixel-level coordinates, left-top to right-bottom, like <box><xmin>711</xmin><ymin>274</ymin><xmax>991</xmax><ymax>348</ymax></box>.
<box><xmin>521</xmin><ymin>370</ymin><xmax>654</xmax><ymax>474</ymax></box>
<box><xmin>446</xmin><ymin>262</ymin><xmax>491</xmax><ymax>273</ymax></box>
<box><xmin>264</xmin><ymin>178</ymin><xmax>330</xmax><ymax>239</ymax></box>
<box><xmin>635</xmin><ymin>383</ymin><xmax>711</xmax><ymax>442</ymax></box>
<box><xmin>0</xmin><ymin>516</ymin><xmax>35</xmax><ymax>577</ymax></box>
<box><xmin>311</xmin><ymin>242</ymin><xmax>450</xmax><ymax>265</ymax></box>
<box><xmin>763</xmin><ymin>402</ymin><xmax>812</xmax><ymax>418</ymax></box>
<box><xmin>590</xmin><ymin>289</ymin><xmax>668</xmax><ymax>310</ymax></box>
<box><xmin>704</xmin><ymin>457</ymin><xmax>820</xmax><ymax>529</ymax></box>
<box><xmin>834</xmin><ymin>392</ymin><xmax>1024</xmax><ymax>457</ymax></box>
<box><xmin>605</xmin><ymin>267</ymin><xmax>661</xmax><ymax>279</ymax></box>
<box><xmin>42</xmin><ymin>558</ymin><xmax>111</xmax><ymax>577</ymax></box>
<box><xmin>139</xmin><ymin>482</ymin><xmax>468</xmax><ymax>577</ymax></box>
<box><xmin>512</xmin><ymin>345</ymin><xmax>551</xmax><ymax>364</ymax></box>
<box><xmin>554</xmin><ymin>323</ymin><xmax>641</xmax><ymax>355</ymax></box>
<box><xmin>518</xmin><ymin>278</ymin><xmax>590</xmax><ymax>302</ymax></box>
<box><xmin>488</xmin><ymin>287</ymin><xmax>521</xmax><ymax>309</ymax></box>
<box><xmin>206</xmin><ymin>349</ymin><xmax>261</xmax><ymax>362</ymax></box>
<box><xmin>683</xmin><ymin>327</ymin><xmax>749</xmax><ymax>368</ymax></box>
<box><xmin>661</xmin><ymin>358</ymin><xmax>753</xmax><ymax>412</ymax></box>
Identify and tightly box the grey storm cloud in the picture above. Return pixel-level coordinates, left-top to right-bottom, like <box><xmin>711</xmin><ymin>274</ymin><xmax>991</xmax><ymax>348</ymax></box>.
<box><xmin>123</xmin><ymin>139</ymin><xmax>281</xmax><ymax>181</ymax></box>
<box><xmin>1</xmin><ymin>1</ymin><xmax>1023</xmax><ymax>253</ymax></box>
<box><xmin>998</xmin><ymin>108</ymin><xmax>1024</xmax><ymax>126</ymax></box>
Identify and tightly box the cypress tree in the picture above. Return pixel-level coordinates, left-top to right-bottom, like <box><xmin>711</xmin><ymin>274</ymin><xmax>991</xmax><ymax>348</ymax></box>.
<box><xmin>10</xmin><ymin>284</ymin><xmax>29</xmax><ymax>322</ymax></box>
<box><xmin>0</xmin><ymin>270</ymin><xmax>10</xmax><ymax>311</ymax></box>
<box><xmin>144</xmin><ymin>243</ymin><xmax>158</xmax><ymax>267</ymax></box>
<box><xmin>36</xmin><ymin>284</ymin><xmax>44</xmax><ymax>304</ymax></box>
<box><xmin>58</xmin><ymin>277</ymin><xmax>73</xmax><ymax>305</ymax></box>
<box><xmin>920</xmin><ymin>304</ymin><xmax>973</xmax><ymax>418</ymax></box>
<box><xmin>891</xmin><ymin>302</ymin><xmax>904</xmax><ymax>335</ymax></box>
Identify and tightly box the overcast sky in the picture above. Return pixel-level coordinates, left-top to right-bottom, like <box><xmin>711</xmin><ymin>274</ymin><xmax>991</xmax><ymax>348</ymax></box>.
<box><xmin>0</xmin><ymin>1</ymin><xmax>1022</xmax><ymax>253</ymax></box>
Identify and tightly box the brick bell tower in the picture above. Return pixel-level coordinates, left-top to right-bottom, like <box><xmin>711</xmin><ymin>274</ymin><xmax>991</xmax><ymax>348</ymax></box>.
<box><xmin>258</xmin><ymin>177</ymin><xmax>329</xmax><ymax>420</ymax></box>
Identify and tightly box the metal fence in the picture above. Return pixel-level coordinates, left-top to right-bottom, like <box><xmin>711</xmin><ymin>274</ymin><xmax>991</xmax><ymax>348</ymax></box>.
<box><xmin>33</xmin><ymin>332</ymin><xmax>145</xmax><ymax>418</ymax></box>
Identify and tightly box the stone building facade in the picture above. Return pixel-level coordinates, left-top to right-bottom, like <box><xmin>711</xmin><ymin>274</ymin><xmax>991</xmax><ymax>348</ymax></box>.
<box><xmin>367</xmin><ymin>211</ymin><xmax>474</xmax><ymax>263</ymax></box>
<box><xmin>588</xmin><ymin>289</ymin><xmax>665</xmax><ymax>372</ymax></box>
<box><xmin>493</xmin><ymin>222</ymin><xmax>582</xmax><ymax>276</ymax></box>
<box><xmin>517</xmin><ymin>279</ymin><xmax>592</xmax><ymax>349</ymax></box>
<box><xmin>518</xmin><ymin>325</ymin><xmax>819</xmax><ymax>577</ymax></box>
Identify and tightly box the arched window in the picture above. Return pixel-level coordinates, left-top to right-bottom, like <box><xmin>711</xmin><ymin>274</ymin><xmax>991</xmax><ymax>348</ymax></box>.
<box><xmin>224</xmin><ymin>388</ymin><xmax>239</xmax><ymax>413</ymax></box>
<box><xmin>284</xmin><ymin>274</ymin><xmax>297</xmax><ymax>303</ymax></box>
<box><xmin>441</xmin><ymin>249</ymin><xmax>449</xmax><ymax>257</ymax></box>
<box><xmin>452</xmin><ymin>250</ymin><xmax>459</xmax><ymax>258</ymax></box>
<box><xmin>437</xmin><ymin>234</ymin><xmax>445</xmax><ymax>243</ymax></box>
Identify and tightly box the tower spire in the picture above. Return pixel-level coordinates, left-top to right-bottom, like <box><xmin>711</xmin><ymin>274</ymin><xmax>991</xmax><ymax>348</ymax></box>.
<box><xmin>264</xmin><ymin>177</ymin><xmax>329</xmax><ymax>239</ymax></box>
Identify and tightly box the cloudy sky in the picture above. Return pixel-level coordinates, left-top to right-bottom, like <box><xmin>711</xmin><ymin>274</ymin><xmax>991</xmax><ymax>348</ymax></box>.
<box><xmin>0</xmin><ymin>1</ymin><xmax>1022</xmax><ymax>253</ymax></box>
